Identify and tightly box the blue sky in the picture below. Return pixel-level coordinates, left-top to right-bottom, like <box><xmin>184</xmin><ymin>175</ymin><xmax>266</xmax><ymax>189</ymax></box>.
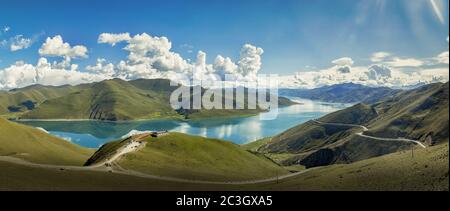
<box><xmin>0</xmin><ymin>0</ymin><xmax>448</xmax><ymax>89</ymax></box>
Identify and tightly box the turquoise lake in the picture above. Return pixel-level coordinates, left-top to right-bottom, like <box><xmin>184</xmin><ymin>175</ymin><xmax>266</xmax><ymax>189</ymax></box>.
<box><xmin>18</xmin><ymin>98</ymin><xmax>351</xmax><ymax>148</ymax></box>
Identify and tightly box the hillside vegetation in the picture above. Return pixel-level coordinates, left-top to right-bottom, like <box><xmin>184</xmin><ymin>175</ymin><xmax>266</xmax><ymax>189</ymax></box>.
<box><xmin>21</xmin><ymin>79</ymin><xmax>179</xmax><ymax>121</ymax></box>
<box><xmin>86</xmin><ymin>132</ymin><xmax>288</xmax><ymax>181</ymax></box>
<box><xmin>0</xmin><ymin>84</ymin><xmax>86</xmax><ymax>117</ymax></box>
<box><xmin>1</xmin><ymin>139</ymin><xmax>446</xmax><ymax>191</ymax></box>
<box><xmin>260</xmin><ymin>103</ymin><xmax>379</xmax><ymax>154</ymax></box>
<box><xmin>259</xmin><ymin>82</ymin><xmax>449</xmax><ymax>168</ymax></box>
<box><xmin>0</xmin><ymin>118</ymin><xmax>93</xmax><ymax>165</ymax></box>
<box><xmin>1</xmin><ymin>78</ymin><xmax>296</xmax><ymax>121</ymax></box>
<box><xmin>252</xmin><ymin>142</ymin><xmax>449</xmax><ymax>191</ymax></box>
<box><xmin>367</xmin><ymin>82</ymin><xmax>449</xmax><ymax>144</ymax></box>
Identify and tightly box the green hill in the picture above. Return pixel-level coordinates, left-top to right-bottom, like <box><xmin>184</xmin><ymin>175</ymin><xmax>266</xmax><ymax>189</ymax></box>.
<box><xmin>1</xmin><ymin>78</ymin><xmax>297</xmax><ymax>121</ymax></box>
<box><xmin>246</xmin><ymin>142</ymin><xmax>449</xmax><ymax>191</ymax></box>
<box><xmin>259</xmin><ymin>82</ymin><xmax>449</xmax><ymax>168</ymax></box>
<box><xmin>173</xmin><ymin>87</ymin><xmax>296</xmax><ymax>119</ymax></box>
<box><xmin>319</xmin><ymin>103</ymin><xmax>378</xmax><ymax>124</ymax></box>
<box><xmin>1</xmin><ymin>138</ymin><xmax>446</xmax><ymax>191</ymax></box>
<box><xmin>85</xmin><ymin>132</ymin><xmax>288</xmax><ymax>181</ymax></box>
<box><xmin>0</xmin><ymin>118</ymin><xmax>93</xmax><ymax>165</ymax></box>
<box><xmin>260</xmin><ymin>103</ymin><xmax>379</xmax><ymax>154</ymax></box>
<box><xmin>21</xmin><ymin>79</ymin><xmax>179</xmax><ymax>121</ymax></box>
<box><xmin>0</xmin><ymin>84</ymin><xmax>87</xmax><ymax>118</ymax></box>
<box><xmin>366</xmin><ymin>82</ymin><xmax>449</xmax><ymax>144</ymax></box>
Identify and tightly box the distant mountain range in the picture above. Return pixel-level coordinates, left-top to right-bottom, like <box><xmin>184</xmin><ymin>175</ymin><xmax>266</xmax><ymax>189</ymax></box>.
<box><xmin>0</xmin><ymin>78</ymin><xmax>296</xmax><ymax>121</ymax></box>
<box><xmin>279</xmin><ymin>83</ymin><xmax>401</xmax><ymax>103</ymax></box>
<box><xmin>258</xmin><ymin>82</ymin><xmax>449</xmax><ymax>168</ymax></box>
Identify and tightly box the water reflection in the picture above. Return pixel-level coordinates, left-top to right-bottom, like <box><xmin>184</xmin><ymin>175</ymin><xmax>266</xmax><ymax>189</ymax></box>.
<box><xmin>18</xmin><ymin>98</ymin><xmax>351</xmax><ymax>148</ymax></box>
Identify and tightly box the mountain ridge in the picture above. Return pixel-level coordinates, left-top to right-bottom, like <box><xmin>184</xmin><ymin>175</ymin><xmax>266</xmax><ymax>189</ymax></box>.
<box><xmin>1</xmin><ymin>78</ymin><xmax>297</xmax><ymax>121</ymax></box>
<box><xmin>279</xmin><ymin>82</ymin><xmax>401</xmax><ymax>103</ymax></box>
<box><xmin>260</xmin><ymin>82</ymin><xmax>449</xmax><ymax>168</ymax></box>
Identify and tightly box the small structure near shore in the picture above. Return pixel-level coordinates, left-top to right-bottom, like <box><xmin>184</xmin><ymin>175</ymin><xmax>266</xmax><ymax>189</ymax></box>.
<box><xmin>150</xmin><ymin>131</ymin><xmax>169</xmax><ymax>138</ymax></box>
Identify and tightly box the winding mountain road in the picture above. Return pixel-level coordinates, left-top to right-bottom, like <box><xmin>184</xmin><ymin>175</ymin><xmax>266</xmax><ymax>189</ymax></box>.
<box><xmin>312</xmin><ymin>120</ymin><xmax>427</xmax><ymax>148</ymax></box>
<box><xmin>2</xmin><ymin>120</ymin><xmax>426</xmax><ymax>185</ymax></box>
<box><xmin>0</xmin><ymin>154</ymin><xmax>313</xmax><ymax>185</ymax></box>
<box><xmin>0</xmin><ymin>131</ymin><xmax>311</xmax><ymax>185</ymax></box>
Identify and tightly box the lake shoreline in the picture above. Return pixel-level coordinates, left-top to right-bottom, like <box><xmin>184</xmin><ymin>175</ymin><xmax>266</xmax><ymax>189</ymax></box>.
<box><xmin>12</xmin><ymin>112</ymin><xmax>262</xmax><ymax>123</ymax></box>
<box><xmin>16</xmin><ymin>99</ymin><xmax>351</xmax><ymax>148</ymax></box>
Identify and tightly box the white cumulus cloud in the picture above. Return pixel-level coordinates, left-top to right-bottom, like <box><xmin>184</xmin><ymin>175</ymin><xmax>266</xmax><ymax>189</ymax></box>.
<box><xmin>39</xmin><ymin>35</ymin><xmax>88</xmax><ymax>59</ymax></box>
<box><xmin>0</xmin><ymin>58</ymin><xmax>104</xmax><ymax>90</ymax></box>
<box><xmin>278</xmin><ymin>56</ymin><xmax>448</xmax><ymax>89</ymax></box>
<box><xmin>237</xmin><ymin>44</ymin><xmax>264</xmax><ymax>77</ymax></box>
<box><xmin>122</xmin><ymin>33</ymin><xmax>191</xmax><ymax>73</ymax></box>
<box><xmin>3</xmin><ymin>31</ymin><xmax>446</xmax><ymax>91</ymax></box>
<box><xmin>436</xmin><ymin>51</ymin><xmax>449</xmax><ymax>64</ymax></box>
<box><xmin>214</xmin><ymin>55</ymin><xmax>238</xmax><ymax>77</ymax></box>
<box><xmin>10</xmin><ymin>35</ymin><xmax>33</xmax><ymax>51</ymax></box>
<box><xmin>98</xmin><ymin>33</ymin><xmax>131</xmax><ymax>46</ymax></box>
<box><xmin>96</xmin><ymin>33</ymin><xmax>264</xmax><ymax>82</ymax></box>
<box><xmin>86</xmin><ymin>58</ymin><xmax>116</xmax><ymax>77</ymax></box>
<box><xmin>366</xmin><ymin>65</ymin><xmax>392</xmax><ymax>80</ymax></box>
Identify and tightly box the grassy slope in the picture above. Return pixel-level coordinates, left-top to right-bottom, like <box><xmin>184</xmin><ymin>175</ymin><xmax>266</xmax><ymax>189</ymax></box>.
<box><xmin>175</xmin><ymin>88</ymin><xmax>297</xmax><ymax>120</ymax></box>
<box><xmin>320</xmin><ymin>103</ymin><xmax>378</xmax><ymax>124</ymax></box>
<box><xmin>368</xmin><ymin>82</ymin><xmax>449</xmax><ymax>144</ymax></box>
<box><xmin>259</xmin><ymin>83</ymin><xmax>449</xmax><ymax>166</ymax></box>
<box><xmin>261</xmin><ymin>103</ymin><xmax>378</xmax><ymax>154</ymax></box>
<box><xmin>0</xmin><ymin>118</ymin><xmax>93</xmax><ymax>165</ymax></box>
<box><xmin>249</xmin><ymin>142</ymin><xmax>449</xmax><ymax>191</ymax></box>
<box><xmin>21</xmin><ymin>79</ymin><xmax>180</xmax><ymax>121</ymax></box>
<box><xmin>6</xmin><ymin>78</ymin><xmax>297</xmax><ymax>121</ymax></box>
<box><xmin>241</xmin><ymin>137</ymin><xmax>303</xmax><ymax>166</ymax></box>
<box><xmin>251</xmin><ymin>104</ymin><xmax>385</xmax><ymax>165</ymax></box>
<box><xmin>241</xmin><ymin>137</ymin><xmax>273</xmax><ymax>151</ymax></box>
<box><xmin>191</xmin><ymin>96</ymin><xmax>297</xmax><ymax>118</ymax></box>
<box><xmin>87</xmin><ymin>132</ymin><xmax>288</xmax><ymax>181</ymax></box>
<box><xmin>130</xmin><ymin>80</ymin><xmax>275</xmax><ymax>119</ymax></box>
<box><xmin>0</xmin><ymin>85</ymin><xmax>86</xmax><ymax>117</ymax></box>
<box><xmin>261</xmin><ymin>121</ymin><xmax>359</xmax><ymax>154</ymax></box>
<box><xmin>1</xmin><ymin>141</ymin><xmax>446</xmax><ymax>191</ymax></box>
<box><xmin>0</xmin><ymin>160</ymin><xmax>196</xmax><ymax>191</ymax></box>
<box><xmin>84</xmin><ymin>136</ymin><xmax>132</xmax><ymax>166</ymax></box>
